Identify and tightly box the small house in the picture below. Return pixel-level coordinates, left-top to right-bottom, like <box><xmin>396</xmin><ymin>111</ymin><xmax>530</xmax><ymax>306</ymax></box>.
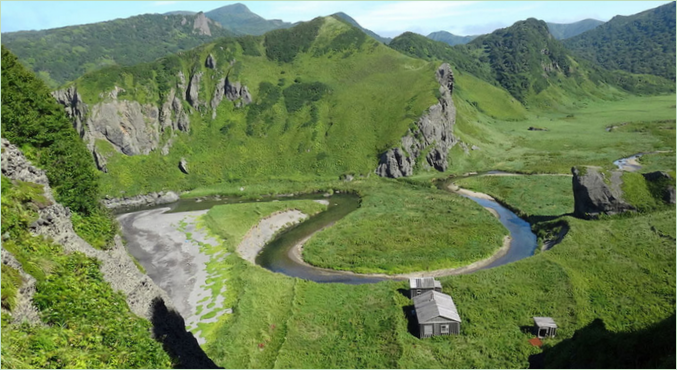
<box><xmin>533</xmin><ymin>317</ymin><xmax>557</xmax><ymax>338</ymax></box>
<box><xmin>413</xmin><ymin>290</ymin><xmax>461</xmax><ymax>338</ymax></box>
<box><xmin>409</xmin><ymin>277</ymin><xmax>442</xmax><ymax>298</ymax></box>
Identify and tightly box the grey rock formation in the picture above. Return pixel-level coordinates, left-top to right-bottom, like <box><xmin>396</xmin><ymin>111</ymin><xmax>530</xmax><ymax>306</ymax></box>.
<box><xmin>211</xmin><ymin>76</ymin><xmax>252</xmax><ymax>118</ymax></box>
<box><xmin>85</xmin><ymin>97</ymin><xmax>160</xmax><ymax>156</ymax></box>
<box><xmin>1</xmin><ymin>246</ymin><xmax>41</xmax><ymax>325</ymax></box>
<box><xmin>572</xmin><ymin>166</ymin><xmax>636</xmax><ymax>218</ymax></box>
<box><xmin>1</xmin><ymin>138</ymin><xmax>175</xmax><ymax>320</ymax></box>
<box><xmin>376</xmin><ymin>63</ymin><xmax>458</xmax><ymax>178</ymax></box>
<box><xmin>102</xmin><ymin>191</ymin><xmax>180</xmax><ymax>210</ymax></box>
<box><xmin>192</xmin><ymin>12</ymin><xmax>212</xmax><ymax>36</ymax></box>
<box><xmin>179</xmin><ymin>158</ymin><xmax>189</xmax><ymax>174</ymax></box>
<box><xmin>92</xmin><ymin>148</ymin><xmax>108</xmax><ymax>173</ymax></box>
<box><xmin>52</xmin><ymin>86</ymin><xmax>87</xmax><ymax>138</ymax></box>
<box><xmin>205</xmin><ymin>54</ymin><xmax>216</xmax><ymax>69</ymax></box>
<box><xmin>186</xmin><ymin>72</ymin><xmax>203</xmax><ymax>109</ymax></box>
<box><xmin>159</xmin><ymin>87</ymin><xmax>190</xmax><ymax>134</ymax></box>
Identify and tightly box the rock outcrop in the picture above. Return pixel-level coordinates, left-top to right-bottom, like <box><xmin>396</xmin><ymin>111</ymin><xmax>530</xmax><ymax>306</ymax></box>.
<box><xmin>572</xmin><ymin>166</ymin><xmax>636</xmax><ymax>218</ymax></box>
<box><xmin>102</xmin><ymin>191</ymin><xmax>180</xmax><ymax>210</ymax></box>
<box><xmin>211</xmin><ymin>75</ymin><xmax>252</xmax><ymax>118</ymax></box>
<box><xmin>51</xmin><ymin>86</ymin><xmax>87</xmax><ymax>138</ymax></box>
<box><xmin>186</xmin><ymin>72</ymin><xmax>203</xmax><ymax>109</ymax></box>
<box><xmin>376</xmin><ymin>63</ymin><xmax>458</xmax><ymax>178</ymax></box>
<box><xmin>205</xmin><ymin>54</ymin><xmax>216</xmax><ymax>69</ymax></box>
<box><xmin>192</xmin><ymin>12</ymin><xmax>212</xmax><ymax>36</ymax></box>
<box><xmin>1</xmin><ymin>138</ymin><xmax>175</xmax><ymax>320</ymax></box>
<box><xmin>1</xmin><ymin>246</ymin><xmax>41</xmax><ymax>325</ymax></box>
<box><xmin>179</xmin><ymin>158</ymin><xmax>189</xmax><ymax>174</ymax></box>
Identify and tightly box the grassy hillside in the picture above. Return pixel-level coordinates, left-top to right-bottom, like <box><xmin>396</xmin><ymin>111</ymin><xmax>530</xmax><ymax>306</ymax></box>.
<box><xmin>69</xmin><ymin>16</ymin><xmax>441</xmax><ymax>197</ymax></box>
<box><xmin>1</xmin><ymin>13</ymin><xmax>232</xmax><ymax>88</ymax></box>
<box><xmin>546</xmin><ymin>19</ymin><xmax>604</xmax><ymax>40</ymax></box>
<box><xmin>0</xmin><ymin>177</ymin><xmax>172</xmax><ymax>369</ymax></box>
<box><xmin>193</xmin><ymin>177</ymin><xmax>675</xmax><ymax>368</ymax></box>
<box><xmin>564</xmin><ymin>2</ymin><xmax>676</xmax><ymax>81</ymax></box>
<box><xmin>1</xmin><ymin>46</ymin><xmax>116</xmax><ymax>249</ymax></box>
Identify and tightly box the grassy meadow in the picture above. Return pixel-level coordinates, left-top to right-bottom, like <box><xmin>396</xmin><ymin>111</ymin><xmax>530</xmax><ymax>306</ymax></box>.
<box><xmin>195</xmin><ymin>178</ymin><xmax>675</xmax><ymax>368</ymax></box>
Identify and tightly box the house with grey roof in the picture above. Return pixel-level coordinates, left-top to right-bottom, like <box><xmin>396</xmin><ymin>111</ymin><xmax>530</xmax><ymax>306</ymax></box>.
<box><xmin>409</xmin><ymin>277</ymin><xmax>442</xmax><ymax>298</ymax></box>
<box><xmin>533</xmin><ymin>317</ymin><xmax>557</xmax><ymax>338</ymax></box>
<box><xmin>413</xmin><ymin>290</ymin><xmax>461</xmax><ymax>338</ymax></box>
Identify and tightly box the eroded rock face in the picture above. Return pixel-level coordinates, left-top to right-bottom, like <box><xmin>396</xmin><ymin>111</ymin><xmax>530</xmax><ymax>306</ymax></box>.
<box><xmin>52</xmin><ymin>86</ymin><xmax>87</xmax><ymax>138</ymax></box>
<box><xmin>1</xmin><ymin>246</ymin><xmax>41</xmax><ymax>325</ymax></box>
<box><xmin>572</xmin><ymin>166</ymin><xmax>636</xmax><ymax>218</ymax></box>
<box><xmin>205</xmin><ymin>54</ymin><xmax>216</xmax><ymax>69</ymax></box>
<box><xmin>1</xmin><ymin>138</ymin><xmax>175</xmax><ymax>320</ymax></box>
<box><xmin>643</xmin><ymin>171</ymin><xmax>676</xmax><ymax>204</ymax></box>
<box><xmin>192</xmin><ymin>12</ymin><xmax>212</xmax><ymax>36</ymax></box>
<box><xmin>179</xmin><ymin>158</ymin><xmax>189</xmax><ymax>174</ymax></box>
<box><xmin>102</xmin><ymin>191</ymin><xmax>180</xmax><ymax>210</ymax></box>
<box><xmin>186</xmin><ymin>72</ymin><xmax>203</xmax><ymax>109</ymax></box>
<box><xmin>211</xmin><ymin>75</ymin><xmax>252</xmax><ymax>118</ymax></box>
<box><xmin>86</xmin><ymin>98</ymin><xmax>160</xmax><ymax>156</ymax></box>
<box><xmin>376</xmin><ymin>63</ymin><xmax>458</xmax><ymax>178</ymax></box>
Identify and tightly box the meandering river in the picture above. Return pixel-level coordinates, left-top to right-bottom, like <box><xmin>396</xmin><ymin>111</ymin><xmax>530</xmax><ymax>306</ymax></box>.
<box><xmin>119</xmin><ymin>185</ymin><xmax>539</xmax><ymax>285</ymax></box>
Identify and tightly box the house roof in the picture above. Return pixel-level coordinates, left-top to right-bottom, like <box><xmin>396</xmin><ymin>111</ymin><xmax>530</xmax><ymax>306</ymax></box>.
<box><xmin>533</xmin><ymin>317</ymin><xmax>557</xmax><ymax>328</ymax></box>
<box><xmin>413</xmin><ymin>290</ymin><xmax>461</xmax><ymax>323</ymax></box>
<box><xmin>409</xmin><ymin>277</ymin><xmax>442</xmax><ymax>290</ymax></box>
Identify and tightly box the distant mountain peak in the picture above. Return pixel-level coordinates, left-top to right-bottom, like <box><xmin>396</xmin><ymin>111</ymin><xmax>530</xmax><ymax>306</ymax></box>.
<box><xmin>331</xmin><ymin>12</ymin><xmax>391</xmax><ymax>44</ymax></box>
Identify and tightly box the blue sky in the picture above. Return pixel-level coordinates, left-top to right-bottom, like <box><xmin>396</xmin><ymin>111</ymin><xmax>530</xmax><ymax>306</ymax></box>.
<box><xmin>1</xmin><ymin>1</ymin><xmax>672</xmax><ymax>37</ymax></box>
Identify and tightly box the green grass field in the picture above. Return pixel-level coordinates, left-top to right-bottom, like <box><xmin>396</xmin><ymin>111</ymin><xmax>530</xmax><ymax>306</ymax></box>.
<box><xmin>453</xmin><ymin>175</ymin><xmax>574</xmax><ymax>218</ymax></box>
<box><xmin>199</xmin><ymin>183</ymin><xmax>675</xmax><ymax>368</ymax></box>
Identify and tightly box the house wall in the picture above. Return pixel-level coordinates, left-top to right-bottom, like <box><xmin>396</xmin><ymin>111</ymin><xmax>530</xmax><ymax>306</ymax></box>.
<box><xmin>410</xmin><ymin>287</ymin><xmax>443</xmax><ymax>298</ymax></box>
<box><xmin>418</xmin><ymin>320</ymin><xmax>460</xmax><ymax>338</ymax></box>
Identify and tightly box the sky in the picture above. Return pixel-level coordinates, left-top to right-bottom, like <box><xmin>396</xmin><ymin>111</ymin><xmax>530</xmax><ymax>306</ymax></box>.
<box><xmin>1</xmin><ymin>1</ymin><xmax>672</xmax><ymax>37</ymax></box>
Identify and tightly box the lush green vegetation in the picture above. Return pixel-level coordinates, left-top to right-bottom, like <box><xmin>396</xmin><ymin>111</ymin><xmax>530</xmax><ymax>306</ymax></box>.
<box><xmin>546</xmin><ymin>19</ymin><xmax>604</xmax><ymax>40</ymax></box>
<box><xmin>1</xmin><ymin>13</ymin><xmax>233</xmax><ymax>88</ymax></box>
<box><xmin>0</xmin><ymin>176</ymin><xmax>172</xmax><ymax>369</ymax></box>
<box><xmin>264</xmin><ymin>17</ymin><xmax>323</xmax><ymax>63</ymax></box>
<box><xmin>1</xmin><ymin>46</ymin><xmax>116</xmax><ymax>249</ymax></box>
<box><xmin>71</xmin><ymin>17</ymin><xmax>438</xmax><ymax>197</ymax></box>
<box><xmin>333</xmin><ymin>12</ymin><xmax>392</xmax><ymax>44</ymax></box>
<box><xmin>620</xmin><ymin>171</ymin><xmax>676</xmax><ymax>213</ymax></box>
<box><xmin>194</xmin><ymin>176</ymin><xmax>674</xmax><ymax>368</ymax></box>
<box><xmin>453</xmin><ymin>175</ymin><xmax>574</xmax><ymax>218</ymax></box>
<box><xmin>205</xmin><ymin>3</ymin><xmax>291</xmax><ymax>36</ymax></box>
<box><xmin>443</xmin><ymin>95</ymin><xmax>676</xmax><ymax>176</ymax></box>
<box><xmin>302</xmin><ymin>179</ymin><xmax>506</xmax><ymax>274</ymax></box>
<box><xmin>564</xmin><ymin>2</ymin><xmax>676</xmax><ymax>81</ymax></box>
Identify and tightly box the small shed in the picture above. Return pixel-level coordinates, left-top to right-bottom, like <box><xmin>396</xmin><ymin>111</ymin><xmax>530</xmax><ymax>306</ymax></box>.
<box><xmin>409</xmin><ymin>277</ymin><xmax>442</xmax><ymax>298</ymax></box>
<box><xmin>533</xmin><ymin>317</ymin><xmax>557</xmax><ymax>338</ymax></box>
<box><xmin>413</xmin><ymin>290</ymin><xmax>461</xmax><ymax>338</ymax></box>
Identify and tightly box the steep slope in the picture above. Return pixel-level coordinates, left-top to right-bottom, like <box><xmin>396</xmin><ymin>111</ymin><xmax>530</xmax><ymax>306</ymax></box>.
<box><xmin>1</xmin><ymin>12</ymin><xmax>231</xmax><ymax>88</ymax></box>
<box><xmin>1</xmin><ymin>46</ymin><xmax>115</xmax><ymax>249</ymax></box>
<box><xmin>427</xmin><ymin>30</ymin><xmax>478</xmax><ymax>46</ymax></box>
<box><xmin>546</xmin><ymin>19</ymin><xmax>604</xmax><ymax>40</ymax></box>
<box><xmin>564</xmin><ymin>2</ymin><xmax>676</xmax><ymax>80</ymax></box>
<box><xmin>205</xmin><ymin>3</ymin><xmax>292</xmax><ymax>35</ymax></box>
<box><xmin>333</xmin><ymin>12</ymin><xmax>392</xmax><ymax>44</ymax></box>
<box><xmin>54</xmin><ymin>16</ymin><xmax>450</xmax><ymax>195</ymax></box>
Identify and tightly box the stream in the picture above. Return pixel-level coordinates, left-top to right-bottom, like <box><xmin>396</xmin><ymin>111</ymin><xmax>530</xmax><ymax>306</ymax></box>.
<box><xmin>119</xmin><ymin>184</ymin><xmax>539</xmax><ymax>285</ymax></box>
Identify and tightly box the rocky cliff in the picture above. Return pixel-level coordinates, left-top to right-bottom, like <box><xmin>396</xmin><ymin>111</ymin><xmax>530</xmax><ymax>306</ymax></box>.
<box><xmin>572</xmin><ymin>166</ymin><xmax>636</xmax><ymax>218</ymax></box>
<box><xmin>54</xmin><ymin>60</ymin><xmax>251</xmax><ymax>171</ymax></box>
<box><xmin>376</xmin><ymin>63</ymin><xmax>458</xmax><ymax>178</ymax></box>
<box><xmin>1</xmin><ymin>138</ymin><xmax>175</xmax><ymax>321</ymax></box>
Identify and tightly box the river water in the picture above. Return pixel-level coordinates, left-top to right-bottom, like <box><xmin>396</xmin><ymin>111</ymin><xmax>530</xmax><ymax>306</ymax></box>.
<box><xmin>119</xmin><ymin>187</ymin><xmax>538</xmax><ymax>285</ymax></box>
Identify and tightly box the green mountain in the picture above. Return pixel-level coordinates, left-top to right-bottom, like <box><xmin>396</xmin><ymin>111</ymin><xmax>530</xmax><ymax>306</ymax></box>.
<box><xmin>427</xmin><ymin>31</ymin><xmax>478</xmax><ymax>46</ymax></box>
<box><xmin>204</xmin><ymin>3</ymin><xmax>293</xmax><ymax>35</ymax></box>
<box><xmin>333</xmin><ymin>12</ymin><xmax>391</xmax><ymax>44</ymax></box>
<box><xmin>391</xmin><ymin>18</ymin><xmax>674</xmax><ymax>108</ymax></box>
<box><xmin>1</xmin><ymin>12</ymin><xmax>232</xmax><ymax>88</ymax></box>
<box><xmin>55</xmin><ymin>16</ymin><xmax>457</xmax><ymax>196</ymax></box>
<box><xmin>564</xmin><ymin>2</ymin><xmax>676</xmax><ymax>81</ymax></box>
<box><xmin>546</xmin><ymin>19</ymin><xmax>604</xmax><ymax>40</ymax></box>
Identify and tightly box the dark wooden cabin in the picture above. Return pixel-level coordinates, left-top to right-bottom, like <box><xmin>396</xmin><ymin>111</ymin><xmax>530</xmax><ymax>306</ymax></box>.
<box><xmin>409</xmin><ymin>277</ymin><xmax>442</xmax><ymax>298</ymax></box>
<box><xmin>413</xmin><ymin>290</ymin><xmax>461</xmax><ymax>338</ymax></box>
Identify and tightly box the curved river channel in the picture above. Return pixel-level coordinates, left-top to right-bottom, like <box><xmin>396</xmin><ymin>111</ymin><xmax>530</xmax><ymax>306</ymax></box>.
<box><xmin>118</xmin><ymin>184</ymin><xmax>538</xmax><ymax>285</ymax></box>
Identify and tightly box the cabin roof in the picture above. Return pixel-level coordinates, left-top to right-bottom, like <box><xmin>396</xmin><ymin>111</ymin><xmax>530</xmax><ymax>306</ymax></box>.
<box><xmin>413</xmin><ymin>290</ymin><xmax>461</xmax><ymax>323</ymax></box>
<box><xmin>533</xmin><ymin>317</ymin><xmax>557</xmax><ymax>328</ymax></box>
<box><xmin>409</xmin><ymin>277</ymin><xmax>442</xmax><ymax>290</ymax></box>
